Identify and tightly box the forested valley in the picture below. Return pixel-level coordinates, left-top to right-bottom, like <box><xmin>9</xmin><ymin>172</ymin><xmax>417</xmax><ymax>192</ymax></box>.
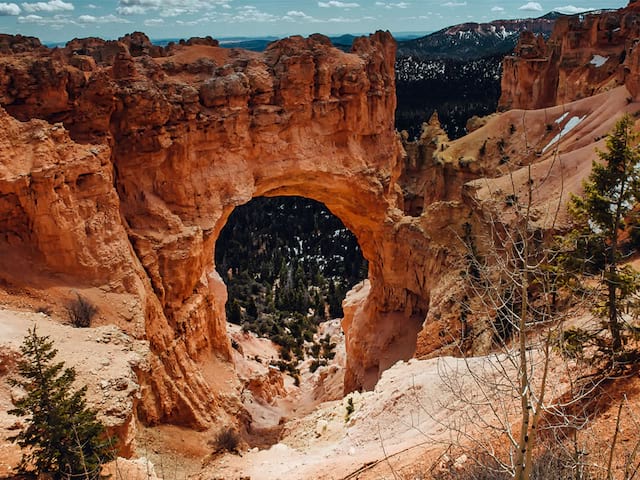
<box><xmin>215</xmin><ymin>196</ymin><xmax>367</xmax><ymax>371</ymax></box>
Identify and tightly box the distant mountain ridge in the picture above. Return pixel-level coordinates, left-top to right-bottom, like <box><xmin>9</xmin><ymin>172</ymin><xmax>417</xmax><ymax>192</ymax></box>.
<box><xmin>394</xmin><ymin>11</ymin><xmax>566</xmax><ymax>139</ymax></box>
<box><xmin>397</xmin><ymin>12</ymin><xmax>561</xmax><ymax>61</ymax></box>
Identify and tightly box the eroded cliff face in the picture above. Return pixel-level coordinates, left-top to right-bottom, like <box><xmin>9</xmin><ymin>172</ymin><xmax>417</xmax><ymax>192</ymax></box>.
<box><xmin>1</xmin><ymin>11</ymin><xmax>631</xmax><ymax>439</ymax></box>
<box><xmin>500</xmin><ymin>1</ymin><xmax>640</xmax><ymax>110</ymax></box>
<box><xmin>0</xmin><ymin>31</ymin><xmax>472</xmax><ymax>430</ymax></box>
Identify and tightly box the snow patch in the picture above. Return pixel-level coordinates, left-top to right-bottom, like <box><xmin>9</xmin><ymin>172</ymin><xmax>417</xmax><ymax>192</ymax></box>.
<box><xmin>589</xmin><ymin>55</ymin><xmax>608</xmax><ymax>68</ymax></box>
<box><xmin>543</xmin><ymin>115</ymin><xmax>586</xmax><ymax>153</ymax></box>
<box><xmin>555</xmin><ymin>112</ymin><xmax>569</xmax><ymax>124</ymax></box>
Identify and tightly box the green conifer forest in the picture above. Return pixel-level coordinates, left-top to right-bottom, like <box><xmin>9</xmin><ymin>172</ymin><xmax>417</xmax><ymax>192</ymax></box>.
<box><xmin>215</xmin><ymin>196</ymin><xmax>367</xmax><ymax>363</ymax></box>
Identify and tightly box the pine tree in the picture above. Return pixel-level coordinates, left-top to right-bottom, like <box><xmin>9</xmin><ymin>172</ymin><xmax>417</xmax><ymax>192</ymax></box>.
<box><xmin>328</xmin><ymin>280</ymin><xmax>344</xmax><ymax>318</ymax></box>
<box><xmin>566</xmin><ymin>114</ymin><xmax>640</xmax><ymax>355</ymax></box>
<box><xmin>228</xmin><ymin>299</ymin><xmax>243</xmax><ymax>325</ymax></box>
<box><xmin>8</xmin><ymin>327</ymin><xmax>115</xmax><ymax>479</ymax></box>
<box><xmin>246</xmin><ymin>297</ymin><xmax>258</xmax><ymax>319</ymax></box>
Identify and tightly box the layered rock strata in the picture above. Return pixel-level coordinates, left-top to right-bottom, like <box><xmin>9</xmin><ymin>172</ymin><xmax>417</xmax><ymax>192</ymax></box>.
<box><xmin>0</xmin><ymin>31</ymin><xmax>467</xmax><ymax>430</ymax></box>
<box><xmin>500</xmin><ymin>1</ymin><xmax>640</xmax><ymax>110</ymax></box>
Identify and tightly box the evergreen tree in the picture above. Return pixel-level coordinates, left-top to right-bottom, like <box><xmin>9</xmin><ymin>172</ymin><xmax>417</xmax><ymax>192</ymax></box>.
<box><xmin>8</xmin><ymin>327</ymin><xmax>115</xmax><ymax>479</ymax></box>
<box><xmin>228</xmin><ymin>299</ymin><xmax>243</xmax><ymax>325</ymax></box>
<box><xmin>328</xmin><ymin>280</ymin><xmax>344</xmax><ymax>318</ymax></box>
<box><xmin>566</xmin><ymin>114</ymin><xmax>640</xmax><ymax>355</ymax></box>
<box><xmin>246</xmin><ymin>297</ymin><xmax>258</xmax><ymax>319</ymax></box>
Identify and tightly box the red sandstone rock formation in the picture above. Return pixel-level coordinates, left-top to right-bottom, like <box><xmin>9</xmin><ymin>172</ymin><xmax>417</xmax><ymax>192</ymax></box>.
<box><xmin>1</xmin><ymin>31</ymin><xmax>458</xmax><ymax>431</ymax></box>
<box><xmin>500</xmin><ymin>1</ymin><xmax>640</xmax><ymax>110</ymax></box>
<box><xmin>0</xmin><ymin>14</ymin><xmax>630</xmax><ymax>442</ymax></box>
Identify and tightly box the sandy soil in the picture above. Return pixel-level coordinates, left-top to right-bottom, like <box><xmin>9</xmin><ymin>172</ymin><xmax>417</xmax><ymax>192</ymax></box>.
<box><xmin>193</xmin><ymin>355</ymin><xmax>506</xmax><ymax>480</ymax></box>
<box><xmin>1</xmin><ymin>304</ymin><xmax>639</xmax><ymax>480</ymax></box>
<box><xmin>0</xmin><ymin>306</ymin><xmax>149</xmax><ymax>477</ymax></box>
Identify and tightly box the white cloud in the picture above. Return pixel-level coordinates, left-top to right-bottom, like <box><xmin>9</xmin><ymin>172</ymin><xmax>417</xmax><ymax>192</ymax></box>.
<box><xmin>17</xmin><ymin>12</ymin><xmax>41</xmax><ymax>20</ymax></box>
<box><xmin>21</xmin><ymin>0</ymin><xmax>73</xmax><ymax>12</ymax></box>
<box><xmin>282</xmin><ymin>10</ymin><xmax>373</xmax><ymax>23</ymax></box>
<box><xmin>0</xmin><ymin>2</ymin><xmax>20</xmax><ymax>14</ymax></box>
<box><xmin>17</xmin><ymin>13</ymin><xmax>73</xmax><ymax>27</ymax></box>
<box><xmin>284</xmin><ymin>9</ymin><xmax>314</xmax><ymax>20</ymax></box>
<box><xmin>117</xmin><ymin>0</ymin><xmax>231</xmax><ymax>16</ymax></box>
<box><xmin>375</xmin><ymin>1</ymin><xmax>409</xmax><ymax>8</ymax></box>
<box><xmin>18</xmin><ymin>11</ymin><xmax>130</xmax><ymax>26</ymax></box>
<box><xmin>116</xmin><ymin>5</ymin><xmax>145</xmax><ymax>14</ymax></box>
<box><xmin>230</xmin><ymin>5</ymin><xmax>278</xmax><ymax>22</ymax></box>
<box><xmin>176</xmin><ymin>15</ymin><xmax>209</xmax><ymax>24</ymax></box>
<box><xmin>519</xmin><ymin>1</ymin><xmax>543</xmax><ymax>10</ymax></box>
<box><xmin>144</xmin><ymin>17</ymin><xmax>164</xmax><ymax>24</ymax></box>
<box><xmin>158</xmin><ymin>7</ymin><xmax>188</xmax><ymax>16</ymax></box>
<box><xmin>77</xmin><ymin>13</ymin><xmax>131</xmax><ymax>23</ymax></box>
<box><xmin>326</xmin><ymin>15</ymin><xmax>359</xmax><ymax>22</ymax></box>
<box><xmin>283</xmin><ymin>9</ymin><xmax>318</xmax><ymax>21</ymax></box>
<box><xmin>318</xmin><ymin>0</ymin><xmax>359</xmax><ymax>7</ymax></box>
<box><xmin>442</xmin><ymin>1</ymin><xmax>466</xmax><ymax>6</ymax></box>
<box><xmin>553</xmin><ymin>4</ymin><xmax>589</xmax><ymax>13</ymax></box>
<box><xmin>86</xmin><ymin>3</ymin><xmax>97</xmax><ymax>7</ymax></box>
<box><xmin>491</xmin><ymin>5</ymin><xmax>504</xmax><ymax>11</ymax></box>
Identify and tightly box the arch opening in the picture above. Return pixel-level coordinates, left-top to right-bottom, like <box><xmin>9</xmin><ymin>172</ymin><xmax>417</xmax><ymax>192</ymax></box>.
<box><xmin>215</xmin><ymin>196</ymin><xmax>367</xmax><ymax>382</ymax></box>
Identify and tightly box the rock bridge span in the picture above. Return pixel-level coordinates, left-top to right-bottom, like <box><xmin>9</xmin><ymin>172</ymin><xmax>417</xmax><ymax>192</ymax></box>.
<box><xmin>0</xmin><ymin>31</ymin><xmax>460</xmax><ymax>427</ymax></box>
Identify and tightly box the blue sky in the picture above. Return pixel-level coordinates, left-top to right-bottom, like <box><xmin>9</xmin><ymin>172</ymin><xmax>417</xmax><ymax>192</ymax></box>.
<box><xmin>0</xmin><ymin>0</ymin><xmax>628</xmax><ymax>42</ymax></box>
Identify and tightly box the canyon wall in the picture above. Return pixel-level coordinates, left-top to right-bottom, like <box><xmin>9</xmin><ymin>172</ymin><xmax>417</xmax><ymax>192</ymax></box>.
<box><xmin>500</xmin><ymin>1</ymin><xmax>640</xmax><ymax>110</ymax></box>
<box><xmin>2</xmin><ymin>2</ymin><xmax>635</xmax><ymax>435</ymax></box>
<box><xmin>0</xmin><ymin>31</ymin><xmax>471</xmax><ymax>429</ymax></box>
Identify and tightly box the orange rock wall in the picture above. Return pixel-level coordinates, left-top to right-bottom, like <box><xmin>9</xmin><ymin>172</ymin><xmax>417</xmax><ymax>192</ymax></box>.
<box><xmin>500</xmin><ymin>2</ymin><xmax>640</xmax><ymax>110</ymax></box>
<box><xmin>0</xmin><ymin>32</ymin><xmax>468</xmax><ymax>426</ymax></box>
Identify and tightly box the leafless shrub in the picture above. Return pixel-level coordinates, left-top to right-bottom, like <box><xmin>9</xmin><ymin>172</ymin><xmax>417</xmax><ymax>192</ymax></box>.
<box><xmin>209</xmin><ymin>427</ymin><xmax>240</xmax><ymax>454</ymax></box>
<box><xmin>433</xmin><ymin>448</ymin><xmax>601</xmax><ymax>480</ymax></box>
<box><xmin>66</xmin><ymin>293</ymin><xmax>98</xmax><ymax>328</ymax></box>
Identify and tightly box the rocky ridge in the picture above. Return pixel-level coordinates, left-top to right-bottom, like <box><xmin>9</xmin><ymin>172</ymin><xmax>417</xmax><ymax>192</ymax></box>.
<box><xmin>397</xmin><ymin>15</ymin><xmax>558</xmax><ymax>61</ymax></box>
<box><xmin>500</xmin><ymin>2</ymin><xmax>640</xmax><ymax>109</ymax></box>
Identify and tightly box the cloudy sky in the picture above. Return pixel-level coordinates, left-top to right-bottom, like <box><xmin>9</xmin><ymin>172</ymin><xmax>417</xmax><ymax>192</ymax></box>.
<box><xmin>0</xmin><ymin>0</ymin><xmax>627</xmax><ymax>43</ymax></box>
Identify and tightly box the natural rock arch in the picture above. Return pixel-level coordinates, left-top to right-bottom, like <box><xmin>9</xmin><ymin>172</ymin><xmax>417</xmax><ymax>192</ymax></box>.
<box><xmin>0</xmin><ymin>31</ymin><xmax>462</xmax><ymax>428</ymax></box>
<box><xmin>107</xmin><ymin>32</ymin><xmax>439</xmax><ymax>426</ymax></box>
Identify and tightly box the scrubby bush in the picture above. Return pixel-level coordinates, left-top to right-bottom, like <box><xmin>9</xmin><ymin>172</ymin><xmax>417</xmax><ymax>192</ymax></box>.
<box><xmin>66</xmin><ymin>293</ymin><xmax>98</xmax><ymax>328</ymax></box>
<box><xmin>210</xmin><ymin>427</ymin><xmax>240</xmax><ymax>454</ymax></box>
<box><xmin>309</xmin><ymin>359</ymin><xmax>325</xmax><ymax>373</ymax></box>
<box><xmin>345</xmin><ymin>396</ymin><xmax>354</xmax><ymax>422</ymax></box>
<box><xmin>35</xmin><ymin>305</ymin><xmax>52</xmax><ymax>316</ymax></box>
<box><xmin>479</xmin><ymin>139</ymin><xmax>487</xmax><ymax>156</ymax></box>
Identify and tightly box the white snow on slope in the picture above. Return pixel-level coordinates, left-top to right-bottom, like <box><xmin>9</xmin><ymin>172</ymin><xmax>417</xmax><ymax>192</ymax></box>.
<box><xmin>543</xmin><ymin>115</ymin><xmax>586</xmax><ymax>153</ymax></box>
<box><xmin>589</xmin><ymin>55</ymin><xmax>608</xmax><ymax>68</ymax></box>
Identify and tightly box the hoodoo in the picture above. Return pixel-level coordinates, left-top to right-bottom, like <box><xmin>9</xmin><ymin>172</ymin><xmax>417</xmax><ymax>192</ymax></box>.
<box><xmin>500</xmin><ymin>2</ymin><xmax>640</xmax><ymax>110</ymax></box>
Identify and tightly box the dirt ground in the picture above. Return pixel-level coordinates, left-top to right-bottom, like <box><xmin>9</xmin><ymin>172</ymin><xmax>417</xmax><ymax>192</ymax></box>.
<box><xmin>1</xmin><ymin>299</ymin><xmax>640</xmax><ymax>480</ymax></box>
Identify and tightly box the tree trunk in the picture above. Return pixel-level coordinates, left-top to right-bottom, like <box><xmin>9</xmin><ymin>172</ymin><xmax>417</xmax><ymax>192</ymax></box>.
<box><xmin>609</xmin><ymin>261</ymin><xmax>622</xmax><ymax>352</ymax></box>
